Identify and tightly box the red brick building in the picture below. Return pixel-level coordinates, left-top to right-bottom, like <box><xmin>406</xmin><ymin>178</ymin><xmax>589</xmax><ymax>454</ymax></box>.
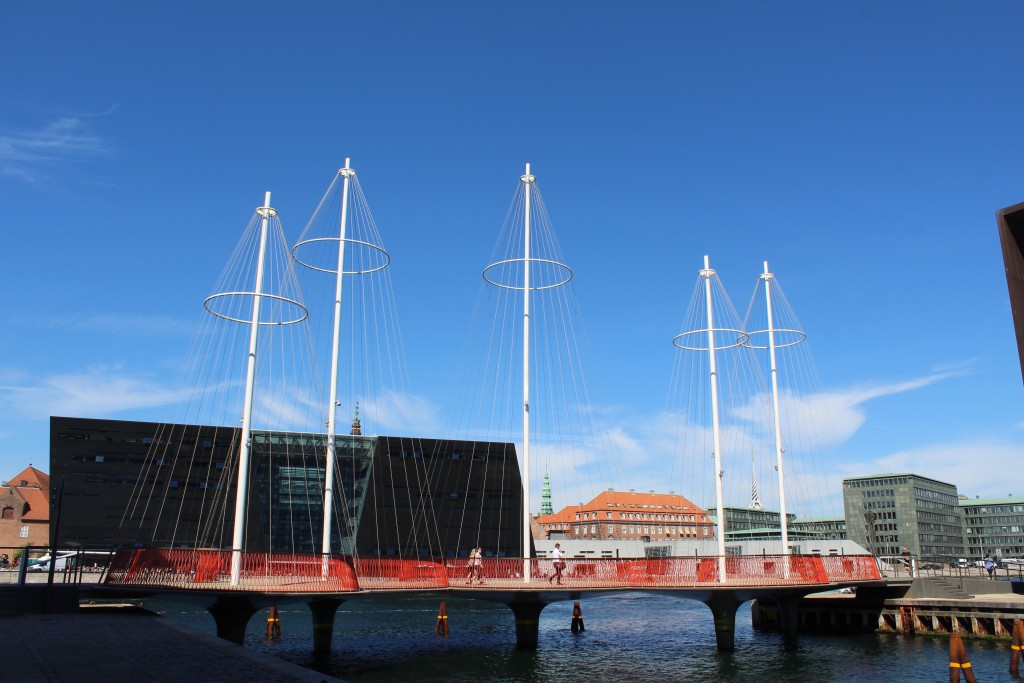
<box><xmin>0</xmin><ymin>466</ymin><xmax>50</xmax><ymax>556</ymax></box>
<box><xmin>534</xmin><ymin>489</ymin><xmax>714</xmax><ymax>541</ymax></box>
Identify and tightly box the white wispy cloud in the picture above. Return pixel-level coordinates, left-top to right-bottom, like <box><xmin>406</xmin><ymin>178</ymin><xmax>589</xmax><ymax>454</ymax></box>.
<box><xmin>361</xmin><ymin>389</ymin><xmax>442</xmax><ymax>435</ymax></box>
<box><xmin>12</xmin><ymin>312</ymin><xmax>194</xmax><ymax>337</ymax></box>
<box><xmin>731</xmin><ymin>364</ymin><xmax>974</xmax><ymax>447</ymax></box>
<box><xmin>536</xmin><ymin>366</ymin><xmax>974</xmax><ymax>512</ymax></box>
<box><xmin>0</xmin><ymin>364</ymin><xmax>191</xmax><ymax>420</ymax></box>
<box><xmin>855</xmin><ymin>440</ymin><xmax>1024</xmax><ymax>499</ymax></box>
<box><xmin>0</xmin><ymin>116</ymin><xmax>113</xmax><ymax>183</ymax></box>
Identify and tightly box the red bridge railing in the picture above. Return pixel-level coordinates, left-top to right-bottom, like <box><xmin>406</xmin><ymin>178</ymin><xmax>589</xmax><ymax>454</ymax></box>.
<box><xmin>104</xmin><ymin>551</ymin><xmax>879</xmax><ymax>592</ymax></box>
<box><xmin>103</xmin><ymin>548</ymin><xmax>359</xmax><ymax>592</ymax></box>
<box><xmin>353</xmin><ymin>557</ymin><xmax>448</xmax><ymax>589</ymax></box>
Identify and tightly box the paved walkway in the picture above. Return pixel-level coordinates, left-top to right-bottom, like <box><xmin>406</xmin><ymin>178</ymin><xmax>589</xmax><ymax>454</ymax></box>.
<box><xmin>4</xmin><ymin>606</ymin><xmax>342</xmax><ymax>683</ymax></box>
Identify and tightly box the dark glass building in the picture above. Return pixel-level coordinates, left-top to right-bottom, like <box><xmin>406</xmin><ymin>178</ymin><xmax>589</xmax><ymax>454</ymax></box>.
<box><xmin>998</xmin><ymin>200</ymin><xmax>1024</xmax><ymax>384</ymax></box>
<box><xmin>50</xmin><ymin>416</ymin><xmax>524</xmax><ymax>559</ymax></box>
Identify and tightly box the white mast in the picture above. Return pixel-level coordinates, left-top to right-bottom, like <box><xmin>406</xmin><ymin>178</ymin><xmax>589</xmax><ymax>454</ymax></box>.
<box><xmin>322</xmin><ymin>158</ymin><xmax>353</xmax><ymax>569</ymax></box>
<box><xmin>521</xmin><ymin>163</ymin><xmax>534</xmax><ymax>582</ymax></box>
<box><xmin>701</xmin><ymin>255</ymin><xmax>727</xmax><ymax>581</ymax></box>
<box><xmin>762</xmin><ymin>260</ymin><xmax>789</xmax><ymax>555</ymax></box>
<box><xmin>230</xmin><ymin>191</ymin><xmax>273</xmax><ymax>586</ymax></box>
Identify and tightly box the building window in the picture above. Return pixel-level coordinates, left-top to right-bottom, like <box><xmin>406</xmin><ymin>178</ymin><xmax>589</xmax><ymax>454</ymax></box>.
<box><xmin>20</xmin><ymin>525</ymin><xmax>29</xmax><ymax>538</ymax></box>
<box><xmin>1</xmin><ymin>506</ymin><xmax>12</xmax><ymax>520</ymax></box>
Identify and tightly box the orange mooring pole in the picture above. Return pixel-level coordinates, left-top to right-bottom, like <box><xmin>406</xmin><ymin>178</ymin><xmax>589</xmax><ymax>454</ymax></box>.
<box><xmin>949</xmin><ymin>632</ymin><xmax>977</xmax><ymax>683</ymax></box>
<box><xmin>571</xmin><ymin>601</ymin><xmax>585</xmax><ymax>634</ymax></box>
<box><xmin>435</xmin><ymin>601</ymin><xmax>449</xmax><ymax>637</ymax></box>
<box><xmin>265</xmin><ymin>605</ymin><xmax>281</xmax><ymax>640</ymax></box>
<box><xmin>1011</xmin><ymin>618</ymin><xmax>1023</xmax><ymax>675</ymax></box>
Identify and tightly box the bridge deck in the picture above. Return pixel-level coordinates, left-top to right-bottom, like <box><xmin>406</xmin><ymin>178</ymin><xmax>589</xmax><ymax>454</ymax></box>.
<box><xmin>102</xmin><ymin>549</ymin><xmax>881</xmax><ymax>594</ymax></box>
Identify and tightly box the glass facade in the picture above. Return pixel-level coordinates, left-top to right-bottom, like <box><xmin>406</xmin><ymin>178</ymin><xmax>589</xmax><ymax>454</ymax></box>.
<box><xmin>250</xmin><ymin>432</ymin><xmax>375</xmax><ymax>554</ymax></box>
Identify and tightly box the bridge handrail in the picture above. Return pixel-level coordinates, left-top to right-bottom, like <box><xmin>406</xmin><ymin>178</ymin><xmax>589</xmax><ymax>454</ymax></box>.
<box><xmin>103</xmin><ymin>548</ymin><xmax>360</xmax><ymax>593</ymax></box>
<box><xmin>101</xmin><ymin>551</ymin><xmax>880</xmax><ymax>592</ymax></box>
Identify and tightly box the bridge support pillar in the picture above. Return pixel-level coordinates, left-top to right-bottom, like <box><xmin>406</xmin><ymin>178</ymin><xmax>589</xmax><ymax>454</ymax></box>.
<box><xmin>507</xmin><ymin>595</ymin><xmax>546</xmax><ymax>650</ymax></box>
<box><xmin>704</xmin><ymin>593</ymin><xmax>740</xmax><ymax>651</ymax></box>
<box><xmin>775</xmin><ymin>594</ymin><xmax>804</xmax><ymax>649</ymax></box>
<box><xmin>207</xmin><ymin>595</ymin><xmax>259</xmax><ymax>645</ymax></box>
<box><xmin>309</xmin><ymin>598</ymin><xmax>345</xmax><ymax>655</ymax></box>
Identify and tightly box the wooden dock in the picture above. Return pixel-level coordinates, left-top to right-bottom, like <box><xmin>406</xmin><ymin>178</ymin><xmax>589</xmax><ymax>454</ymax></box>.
<box><xmin>752</xmin><ymin>576</ymin><xmax>1024</xmax><ymax>639</ymax></box>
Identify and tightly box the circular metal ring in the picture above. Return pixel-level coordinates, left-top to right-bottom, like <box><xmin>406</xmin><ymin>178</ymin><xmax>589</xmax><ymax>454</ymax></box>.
<box><xmin>741</xmin><ymin>328</ymin><xmax>807</xmax><ymax>349</ymax></box>
<box><xmin>292</xmin><ymin>237</ymin><xmax>391</xmax><ymax>275</ymax></box>
<box><xmin>203</xmin><ymin>292</ymin><xmax>309</xmax><ymax>325</ymax></box>
<box><xmin>672</xmin><ymin>327</ymin><xmax>750</xmax><ymax>351</ymax></box>
<box><xmin>482</xmin><ymin>257</ymin><xmax>573</xmax><ymax>291</ymax></box>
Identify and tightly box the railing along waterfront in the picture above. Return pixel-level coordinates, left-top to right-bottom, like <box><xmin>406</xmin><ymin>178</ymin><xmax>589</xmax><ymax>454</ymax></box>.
<box><xmin>0</xmin><ymin>545</ymin><xmax>112</xmax><ymax>586</ymax></box>
<box><xmin>100</xmin><ymin>552</ymin><xmax>881</xmax><ymax>592</ymax></box>
<box><xmin>103</xmin><ymin>548</ymin><xmax>361</xmax><ymax>592</ymax></box>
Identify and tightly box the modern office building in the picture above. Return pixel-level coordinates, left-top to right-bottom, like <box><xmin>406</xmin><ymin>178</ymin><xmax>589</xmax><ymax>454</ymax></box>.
<box><xmin>534</xmin><ymin>489</ymin><xmax>714</xmax><ymax>542</ymax></box>
<box><xmin>704</xmin><ymin>508</ymin><xmax>846</xmax><ymax>547</ymax></box>
<box><xmin>50</xmin><ymin>416</ymin><xmax>524</xmax><ymax>558</ymax></box>
<box><xmin>717</xmin><ymin>506</ymin><xmax>795</xmax><ymax>534</ymax></box>
<box><xmin>997</xmin><ymin>200</ymin><xmax>1024</xmax><ymax>384</ymax></box>
<box><xmin>842</xmin><ymin>473</ymin><xmax>965</xmax><ymax>560</ymax></box>
<box><xmin>960</xmin><ymin>495</ymin><xmax>1024</xmax><ymax>561</ymax></box>
<box><xmin>789</xmin><ymin>516</ymin><xmax>847</xmax><ymax>540</ymax></box>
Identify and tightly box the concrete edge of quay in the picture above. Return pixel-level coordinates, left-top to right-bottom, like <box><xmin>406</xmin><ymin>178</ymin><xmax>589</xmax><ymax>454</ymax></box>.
<box><xmin>1</xmin><ymin>587</ymin><xmax>344</xmax><ymax>683</ymax></box>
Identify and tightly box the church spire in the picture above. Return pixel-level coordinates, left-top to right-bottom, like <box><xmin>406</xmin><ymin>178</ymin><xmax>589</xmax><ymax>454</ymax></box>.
<box><xmin>350</xmin><ymin>401</ymin><xmax>362</xmax><ymax>436</ymax></box>
<box><xmin>540</xmin><ymin>467</ymin><xmax>553</xmax><ymax>515</ymax></box>
<box><xmin>750</xmin><ymin>453</ymin><xmax>763</xmax><ymax>510</ymax></box>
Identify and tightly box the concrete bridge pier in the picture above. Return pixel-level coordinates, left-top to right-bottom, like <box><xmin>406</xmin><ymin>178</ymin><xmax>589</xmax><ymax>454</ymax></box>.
<box><xmin>506</xmin><ymin>595</ymin><xmax>547</xmax><ymax>650</ymax></box>
<box><xmin>308</xmin><ymin>598</ymin><xmax>345</xmax><ymax>655</ymax></box>
<box><xmin>704</xmin><ymin>593</ymin><xmax>741</xmax><ymax>651</ymax></box>
<box><xmin>774</xmin><ymin>593</ymin><xmax>805</xmax><ymax>649</ymax></box>
<box><xmin>207</xmin><ymin>595</ymin><xmax>259</xmax><ymax>645</ymax></box>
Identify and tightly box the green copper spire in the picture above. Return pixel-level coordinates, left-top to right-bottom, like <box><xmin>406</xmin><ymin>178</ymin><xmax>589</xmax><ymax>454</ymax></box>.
<box><xmin>540</xmin><ymin>467</ymin><xmax>553</xmax><ymax>515</ymax></box>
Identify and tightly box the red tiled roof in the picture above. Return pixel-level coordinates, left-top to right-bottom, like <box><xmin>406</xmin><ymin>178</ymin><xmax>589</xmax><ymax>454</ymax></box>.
<box><xmin>535</xmin><ymin>504</ymin><xmax>582</xmax><ymax>525</ymax></box>
<box><xmin>17</xmin><ymin>487</ymin><xmax>50</xmax><ymax>521</ymax></box>
<box><xmin>535</xmin><ymin>489</ymin><xmax>708</xmax><ymax>525</ymax></box>
<box><xmin>4</xmin><ymin>466</ymin><xmax>49</xmax><ymax>490</ymax></box>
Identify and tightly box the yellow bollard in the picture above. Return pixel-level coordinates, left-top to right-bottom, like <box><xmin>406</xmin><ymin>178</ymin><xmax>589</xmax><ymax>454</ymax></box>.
<box><xmin>1011</xmin><ymin>619</ymin><xmax>1023</xmax><ymax>676</ymax></box>
<box><xmin>571</xmin><ymin>601</ymin><xmax>585</xmax><ymax>634</ymax></box>
<box><xmin>435</xmin><ymin>601</ymin><xmax>449</xmax><ymax>637</ymax></box>
<box><xmin>265</xmin><ymin>605</ymin><xmax>281</xmax><ymax>640</ymax></box>
<box><xmin>949</xmin><ymin>632</ymin><xmax>977</xmax><ymax>683</ymax></box>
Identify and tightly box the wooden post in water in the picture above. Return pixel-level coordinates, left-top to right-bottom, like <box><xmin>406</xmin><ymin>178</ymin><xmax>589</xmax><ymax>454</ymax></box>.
<box><xmin>435</xmin><ymin>601</ymin><xmax>449</xmax><ymax>637</ymax></box>
<box><xmin>1011</xmin><ymin>618</ymin><xmax>1023</xmax><ymax>675</ymax></box>
<box><xmin>949</xmin><ymin>632</ymin><xmax>977</xmax><ymax>683</ymax></box>
<box><xmin>265</xmin><ymin>605</ymin><xmax>281</xmax><ymax>640</ymax></box>
<box><xmin>571</xmin><ymin>601</ymin><xmax>585</xmax><ymax>634</ymax></box>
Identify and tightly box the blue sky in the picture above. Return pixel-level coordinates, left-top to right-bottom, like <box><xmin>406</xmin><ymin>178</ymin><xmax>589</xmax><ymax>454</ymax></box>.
<box><xmin>2</xmin><ymin>1</ymin><xmax>1023</xmax><ymax>509</ymax></box>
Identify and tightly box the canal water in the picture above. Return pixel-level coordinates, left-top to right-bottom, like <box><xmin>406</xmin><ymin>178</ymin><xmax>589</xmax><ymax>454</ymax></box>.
<box><xmin>144</xmin><ymin>592</ymin><xmax>1014</xmax><ymax>682</ymax></box>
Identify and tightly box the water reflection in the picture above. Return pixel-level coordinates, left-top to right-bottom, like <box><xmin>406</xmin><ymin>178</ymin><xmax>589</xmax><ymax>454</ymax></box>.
<box><xmin>143</xmin><ymin>592</ymin><xmax>1013</xmax><ymax>682</ymax></box>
